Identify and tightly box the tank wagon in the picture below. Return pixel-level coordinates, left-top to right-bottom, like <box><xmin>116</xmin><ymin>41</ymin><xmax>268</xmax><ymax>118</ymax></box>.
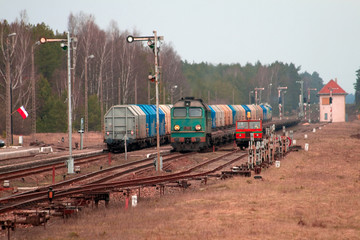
<box><xmin>104</xmin><ymin>104</ymin><xmax>172</xmax><ymax>152</ymax></box>
<box><xmin>170</xmin><ymin>97</ymin><xmax>272</xmax><ymax>152</ymax></box>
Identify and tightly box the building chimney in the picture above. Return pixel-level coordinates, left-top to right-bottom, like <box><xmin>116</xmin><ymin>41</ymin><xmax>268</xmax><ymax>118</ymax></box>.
<box><xmin>335</xmin><ymin>78</ymin><xmax>337</xmax><ymax>83</ymax></box>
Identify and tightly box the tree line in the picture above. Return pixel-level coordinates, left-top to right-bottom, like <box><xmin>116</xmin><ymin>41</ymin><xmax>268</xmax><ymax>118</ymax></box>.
<box><xmin>1</xmin><ymin>11</ymin><xmax>329</xmax><ymax>139</ymax></box>
<box><xmin>182</xmin><ymin>61</ymin><xmax>324</xmax><ymax>114</ymax></box>
<box><xmin>0</xmin><ymin>11</ymin><xmax>186</xmax><ymax>142</ymax></box>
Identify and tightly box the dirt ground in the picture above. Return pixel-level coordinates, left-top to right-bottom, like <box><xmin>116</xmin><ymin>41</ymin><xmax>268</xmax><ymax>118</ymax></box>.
<box><xmin>12</xmin><ymin>131</ymin><xmax>104</xmax><ymax>149</ymax></box>
<box><xmin>5</xmin><ymin>120</ymin><xmax>360</xmax><ymax>240</ymax></box>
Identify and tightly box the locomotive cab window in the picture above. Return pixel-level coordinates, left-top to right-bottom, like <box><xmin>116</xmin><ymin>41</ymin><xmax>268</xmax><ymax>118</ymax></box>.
<box><xmin>237</xmin><ymin>122</ymin><xmax>248</xmax><ymax>129</ymax></box>
<box><xmin>189</xmin><ymin>107</ymin><xmax>202</xmax><ymax>117</ymax></box>
<box><xmin>249</xmin><ymin>121</ymin><xmax>261</xmax><ymax>129</ymax></box>
<box><xmin>173</xmin><ymin>108</ymin><xmax>187</xmax><ymax>117</ymax></box>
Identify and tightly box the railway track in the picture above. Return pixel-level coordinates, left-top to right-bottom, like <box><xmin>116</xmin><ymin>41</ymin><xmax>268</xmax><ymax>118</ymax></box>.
<box><xmin>0</xmin><ymin>152</ymin><xmax>193</xmax><ymax>210</ymax></box>
<box><xmin>263</xmin><ymin>118</ymin><xmax>300</xmax><ymax>131</ymax></box>
<box><xmin>0</xmin><ymin>119</ymin><xmax>302</xmax><ymax>216</ymax></box>
<box><xmin>0</xmin><ymin>149</ymin><xmax>246</xmax><ymax>214</ymax></box>
<box><xmin>0</xmin><ymin>153</ymin><xmax>107</xmax><ymax>182</ymax></box>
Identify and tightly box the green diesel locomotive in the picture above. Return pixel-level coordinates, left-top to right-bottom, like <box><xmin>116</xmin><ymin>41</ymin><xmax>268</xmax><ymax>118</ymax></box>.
<box><xmin>170</xmin><ymin>97</ymin><xmax>212</xmax><ymax>152</ymax></box>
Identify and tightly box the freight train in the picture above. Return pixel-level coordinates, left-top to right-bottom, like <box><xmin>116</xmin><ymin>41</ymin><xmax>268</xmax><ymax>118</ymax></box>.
<box><xmin>103</xmin><ymin>98</ymin><xmax>298</xmax><ymax>153</ymax></box>
<box><xmin>170</xmin><ymin>97</ymin><xmax>272</xmax><ymax>152</ymax></box>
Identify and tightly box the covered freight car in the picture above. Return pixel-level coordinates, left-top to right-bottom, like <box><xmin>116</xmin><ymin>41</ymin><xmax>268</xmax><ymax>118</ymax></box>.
<box><xmin>104</xmin><ymin>105</ymin><xmax>169</xmax><ymax>152</ymax></box>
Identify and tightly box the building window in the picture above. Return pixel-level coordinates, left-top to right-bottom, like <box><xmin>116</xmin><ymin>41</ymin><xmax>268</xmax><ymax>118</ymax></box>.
<box><xmin>324</xmin><ymin>113</ymin><xmax>328</xmax><ymax>120</ymax></box>
<box><xmin>322</xmin><ymin>97</ymin><xmax>330</xmax><ymax>105</ymax></box>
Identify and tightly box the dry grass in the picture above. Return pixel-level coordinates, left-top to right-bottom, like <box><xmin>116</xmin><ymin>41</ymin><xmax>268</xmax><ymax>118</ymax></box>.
<box><xmin>7</xmin><ymin>121</ymin><xmax>360</xmax><ymax>240</ymax></box>
<box><xmin>14</xmin><ymin>132</ymin><xmax>104</xmax><ymax>148</ymax></box>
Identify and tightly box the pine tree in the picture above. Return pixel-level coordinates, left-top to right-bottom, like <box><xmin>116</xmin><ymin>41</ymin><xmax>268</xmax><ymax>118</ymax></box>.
<box><xmin>36</xmin><ymin>76</ymin><xmax>67</xmax><ymax>132</ymax></box>
<box><xmin>88</xmin><ymin>94</ymin><xmax>101</xmax><ymax>131</ymax></box>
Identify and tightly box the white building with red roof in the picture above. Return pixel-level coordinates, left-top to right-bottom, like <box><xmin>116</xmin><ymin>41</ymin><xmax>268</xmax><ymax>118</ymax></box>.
<box><xmin>318</xmin><ymin>79</ymin><xmax>347</xmax><ymax>122</ymax></box>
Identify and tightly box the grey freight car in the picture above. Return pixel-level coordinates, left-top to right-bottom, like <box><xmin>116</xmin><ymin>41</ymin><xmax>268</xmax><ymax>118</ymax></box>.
<box><xmin>104</xmin><ymin>105</ymin><xmax>171</xmax><ymax>153</ymax></box>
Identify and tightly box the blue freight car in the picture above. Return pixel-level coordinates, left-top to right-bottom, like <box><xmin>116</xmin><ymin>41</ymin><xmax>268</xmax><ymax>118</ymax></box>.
<box><xmin>137</xmin><ymin>105</ymin><xmax>156</xmax><ymax>137</ymax></box>
<box><xmin>208</xmin><ymin>105</ymin><xmax>216</xmax><ymax>128</ymax></box>
<box><xmin>260</xmin><ymin>105</ymin><xmax>268</xmax><ymax>121</ymax></box>
<box><xmin>228</xmin><ymin>105</ymin><xmax>237</xmax><ymax>124</ymax></box>
<box><xmin>150</xmin><ymin>105</ymin><xmax>166</xmax><ymax>136</ymax></box>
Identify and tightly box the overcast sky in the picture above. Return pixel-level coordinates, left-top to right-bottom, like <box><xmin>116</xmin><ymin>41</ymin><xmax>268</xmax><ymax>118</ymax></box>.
<box><xmin>1</xmin><ymin>0</ymin><xmax>359</xmax><ymax>94</ymax></box>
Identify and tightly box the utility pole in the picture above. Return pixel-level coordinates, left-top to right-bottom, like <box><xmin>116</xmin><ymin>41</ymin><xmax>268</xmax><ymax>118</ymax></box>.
<box><xmin>5</xmin><ymin>33</ymin><xmax>16</xmax><ymax>147</ymax></box>
<box><xmin>296</xmin><ymin>80</ymin><xmax>304</xmax><ymax>118</ymax></box>
<box><xmin>134</xmin><ymin>75</ymin><xmax>137</xmax><ymax>104</ymax></box>
<box><xmin>154</xmin><ymin>30</ymin><xmax>161</xmax><ymax>171</ymax></box>
<box><xmin>66</xmin><ymin>32</ymin><xmax>74</xmax><ymax>174</ymax></box>
<box><xmin>268</xmin><ymin>83</ymin><xmax>272</xmax><ymax>104</ymax></box>
<box><xmin>171</xmin><ymin>85</ymin><xmax>178</xmax><ymax>104</ymax></box>
<box><xmin>249</xmin><ymin>91</ymin><xmax>253</xmax><ymax>104</ymax></box>
<box><xmin>277</xmin><ymin>87</ymin><xmax>287</xmax><ymax>120</ymax></box>
<box><xmin>84</xmin><ymin>55</ymin><xmax>88</xmax><ymax>132</ymax></box>
<box><xmin>84</xmin><ymin>54</ymin><xmax>94</xmax><ymax>132</ymax></box>
<box><xmin>31</xmin><ymin>41</ymin><xmax>40</xmax><ymax>142</ymax></box>
<box><xmin>282</xmin><ymin>90</ymin><xmax>287</xmax><ymax>118</ymax></box>
<box><xmin>126</xmin><ymin>32</ymin><xmax>164</xmax><ymax>171</ymax></box>
<box><xmin>5</xmin><ymin>38</ymin><xmax>11</xmax><ymax>147</ymax></box>
<box><xmin>254</xmin><ymin>88</ymin><xmax>264</xmax><ymax>105</ymax></box>
<box><xmin>307</xmin><ymin>88</ymin><xmax>317</xmax><ymax>123</ymax></box>
<box><xmin>39</xmin><ymin>32</ymin><xmax>74</xmax><ymax>174</ymax></box>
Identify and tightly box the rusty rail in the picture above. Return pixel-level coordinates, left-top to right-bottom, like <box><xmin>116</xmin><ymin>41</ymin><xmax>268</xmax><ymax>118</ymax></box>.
<box><xmin>0</xmin><ymin>151</ymin><xmax>245</xmax><ymax>214</ymax></box>
<box><xmin>0</xmin><ymin>153</ymin><xmax>107</xmax><ymax>181</ymax></box>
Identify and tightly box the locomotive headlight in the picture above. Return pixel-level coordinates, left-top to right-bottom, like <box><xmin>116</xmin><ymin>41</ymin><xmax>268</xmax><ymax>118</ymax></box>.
<box><xmin>195</xmin><ymin>124</ymin><xmax>202</xmax><ymax>131</ymax></box>
<box><xmin>174</xmin><ymin>125</ymin><xmax>180</xmax><ymax>131</ymax></box>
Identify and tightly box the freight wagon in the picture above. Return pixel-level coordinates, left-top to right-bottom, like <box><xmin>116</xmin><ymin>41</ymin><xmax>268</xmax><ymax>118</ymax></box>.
<box><xmin>104</xmin><ymin>104</ymin><xmax>172</xmax><ymax>152</ymax></box>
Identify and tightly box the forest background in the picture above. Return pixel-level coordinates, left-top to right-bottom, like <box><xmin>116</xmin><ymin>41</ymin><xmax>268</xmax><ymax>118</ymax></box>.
<box><xmin>1</xmin><ymin>11</ymin><xmax>358</xmax><ymax>137</ymax></box>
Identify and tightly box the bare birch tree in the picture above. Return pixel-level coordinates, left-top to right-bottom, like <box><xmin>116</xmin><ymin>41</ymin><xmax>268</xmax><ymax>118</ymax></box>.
<box><xmin>160</xmin><ymin>43</ymin><xmax>186</xmax><ymax>103</ymax></box>
<box><xmin>0</xmin><ymin>11</ymin><xmax>32</xmax><ymax>145</ymax></box>
<box><xmin>116</xmin><ymin>32</ymin><xmax>138</xmax><ymax>104</ymax></box>
<box><xmin>93</xmin><ymin>28</ymin><xmax>109</xmax><ymax>131</ymax></box>
<box><xmin>69</xmin><ymin>12</ymin><xmax>96</xmax><ymax>132</ymax></box>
